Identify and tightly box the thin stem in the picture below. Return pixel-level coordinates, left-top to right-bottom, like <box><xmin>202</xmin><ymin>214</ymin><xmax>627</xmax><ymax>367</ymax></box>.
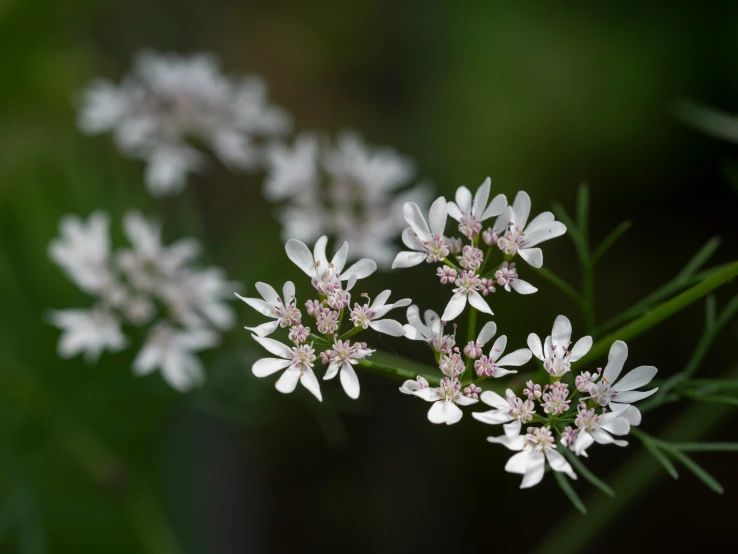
<box><xmin>0</xmin><ymin>364</ymin><xmax>182</xmax><ymax>554</ymax></box>
<box><xmin>357</xmin><ymin>359</ymin><xmax>440</xmax><ymax>385</ymax></box>
<box><xmin>592</xmin><ymin>221</ymin><xmax>632</xmax><ymax>263</ymax></box>
<box><xmin>533</xmin><ymin>267</ymin><xmax>585</xmax><ymax>310</ymax></box>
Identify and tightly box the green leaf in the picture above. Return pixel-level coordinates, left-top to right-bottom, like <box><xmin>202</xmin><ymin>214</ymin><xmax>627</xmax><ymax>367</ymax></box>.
<box><xmin>554</xmin><ymin>471</ymin><xmax>587</xmax><ymax>514</ymax></box>
<box><xmin>684</xmin><ymin>392</ymin><xmax>738</xmax><ymax>407</ymax></box>
<box><xmin>669</xmin><ymin>442</ymin><xmax>738</xmax><ymax>453</ymax></box>
<box><xmin>576</xmin><ymin>183</ymin><xmax>590</xmax><ymax>244</ymax></box>
<box><xmin>561</xmin><ymin>449</ymin><xmax>615</xmax><ymax>497</ymax></box>
<box><xmin>592</xmin><ymin>220</ymin><xmax>632</xmax><ymax>262</ymax></box>
<box><xmin>665</xmin><ymin>447</ymin><xmax>724</xmax><ymax>494</ymax></box>
<box><xmin>636</xmin><ymin>432</ymin><xmax>679</xmax><ymax>479</ymax></box>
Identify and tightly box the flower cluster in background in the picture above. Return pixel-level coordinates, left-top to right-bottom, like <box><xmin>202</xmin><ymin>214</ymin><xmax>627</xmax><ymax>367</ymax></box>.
<box><xmin>263</xmin><ymin>131</ymin><xmax>432</xmax><ymax>268</ymax></box>
<box><xmin>78</xmin><ymin>51</ymin><xmax>291</xmax><ymax>195</ymax></box>
<box><xmin>48</xmin><ymin>210</ymin><xmax>237</xmax><ymax>391</ymax></box>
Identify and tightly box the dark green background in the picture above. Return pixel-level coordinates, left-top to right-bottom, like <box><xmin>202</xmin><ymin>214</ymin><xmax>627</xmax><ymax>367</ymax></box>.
<box><xmin>1</xmin><ymin>1</ymin><xmax>737</xmax><ymax>552</ymax></box>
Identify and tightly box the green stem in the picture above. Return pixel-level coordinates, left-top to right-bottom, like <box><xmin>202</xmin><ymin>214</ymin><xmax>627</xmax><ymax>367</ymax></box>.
<box><xmin>0</xmin><ymin>365</ymin><xmax>182</xmax><ymax>554</ymax></box>
<box><xmin>576</xmin><ymin>261</ymin><xmax>738</xmax><ymax>366</ymax></box>
<box><xmin>357</xmin><ymin>359</ymin><xmax>440</xmax><ymax>385</ymax></box>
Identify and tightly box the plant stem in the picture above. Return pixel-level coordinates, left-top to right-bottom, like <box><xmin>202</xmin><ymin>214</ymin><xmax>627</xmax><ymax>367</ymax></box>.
<box><xmin>0</xmin><ymin>365</ymin><xmax>182</xmax><ymax>554</ymax></box>
<box><xmin>357</xmin><ymin>359</ymin><xmax>440</xmax><ymax>385</ymax></box>
<box><xmin>576</xmin><ymin>261</ymin><xmax>738</xmax><ymax>366</ymax></box>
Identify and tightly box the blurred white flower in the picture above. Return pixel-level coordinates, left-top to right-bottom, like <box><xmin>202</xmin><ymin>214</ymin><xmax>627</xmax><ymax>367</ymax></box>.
<box><xmin>78</xmin><ymin>50</ymin><xmax>290</xmax><ymax>196</ymax></box>
<box><xmin>265</xmin><ymin>131</ymin><xmax>432</xmax><ymax>268</ymax></box>
<box><xmin>48</xmin><ymin>210</ymin><xmax>236</xmax><ymax>390</ymax></box>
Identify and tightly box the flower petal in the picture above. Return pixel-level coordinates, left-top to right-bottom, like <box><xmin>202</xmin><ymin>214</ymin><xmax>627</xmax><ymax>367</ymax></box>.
<box><xmin>468</xmin><ymin>291</ymin><xmax>493</xmax><ymax>314</ymax></box>
<box><xmin>481</xmin><ymin>193</ymin><xmax>508</xmax><ymax>220</ymax></box>
<box><xmin>401</xmin><ymin>227</ymin><xmax>425</xmax><ymax>251</ymax></box>
<box><xmin>391</xmin><ymin>251</ymin><xmax>426</xmax><ymax>269</ymax></box>
<box><xmin>402</xmin><ymin>202</ymin><xmax>431</xmax><ymax>242</ymax></box>
<box><xmin>455</xmin><ymin>395</ymin><xmax>478</xmax><ymax>406</ymax></box>
<box><xmin>413</xmin><ymin>387</ymin><xmax>440</xmax><ymax>402</ymax></box>
<box><xmin>524</xmin><ymin>221</ymin><xmax>567</xmax><ymax>247</ymax></box>
<box><xmin>480</xmin><ymin>390</ymin><xmax>511</xmax><ymax>409</ymax></box>
<box><xmin>251</xmin><ymin>334</ymin><xmax>292</xmax><ymax>359</ymax></box>
<box><xmin>570</xmin><ymin>336</ymin><xmax>593</xmax><ymax>362</ymax></box>
<box><xmin>546</xmin><ymin>449</ymin><xmax>577</xmax><ymax>480</ymax></box>
<box><xmin>285</xmin><ymin>239</ymin><xmax>314</xmax><ymax>276</ymax></box>
<box><xmin>520</xmin><ymin>454</ymin><xmax>546</xmax><ymax>488</ymax></box>
<box><xmin>255</xmin><ymin>282</ymin><xmax>280</xmax><ymax>306</ymax></box>
<box><xmin>527</xmin><ymin>333</ymin><xmax>544</xmax><ymax>361</ymax></box>
<box><xmin>252</xmin><ymin>357</ymin><xmax>291</xmax><ymax>377</ymax></box>
<box><xmin>551</xmin><ymin>315</ymin><xmax>572</xmax><ymax>350</ymax></box>
<box><xmin>510</xmin><ymin>279</ymin><xmax>538</xmax><ymax>294</ymax></box>
<box><xmin>275</xmin><ymin>367</ymin><xmax>301</xmax><ymax>393</ymax></box>
<box><xmin>428</xmin><ymin>196</ymin><xmax>448</xmax><ymax>237</ymax></box>
<box><xmin>612</xmin><ymin>388</ymin><xmax>658</xmax><ymax>403</ymax></box>
<box><xmin>612</xmin><ymin>365</ymin><xmax>658</xmax><ymax>392</ymax></box>
<box><xmin>235</xmin><ymin>293</ymin><xmax>273</xmax><ymax>317</ymax></box>
<box><xmin>300</xmin><ymin>368</ymin><xmax>323</xmax><ymax>401</ymax></box>
<box><xmin>446</xmin><ymin>202</ymin><xmax>462</xmax><ymax>222</ymax></box>
<box><xmin>518</xmin><ymin>247</ymin><xmax>543</xmax><ymax>268</ymax></box>
<box><xmin>342</xmin><ymin>258</ymin><xmax>377</xmax><ymax>281</ymax></box>
<box><xmin>441</xmin><ymin>293</ymin><xmax>467</xmax><ymax>322</ymax></box>
<box><xmin>455</xmin><ymin>186</ymin><xmax>472</xmax><ymax>215</ymax></box>
<box><xmin>340</xmin><ymin>363</ymin><xmax>361</xmax><ymax>399</ymax></box>
<box><xmin>574</xmin><ymin>430</ymin><xmax>595</xmax><ymax>456</ymax></box>
<box><xmin>370</xmin><ymin>319</ymin><xmax>406</xmax><ymax>337</ymax></box>
<box><xmin>497</xmin><ymin>348</ymin><xmax>532</xmax><ymax>367</ymax></box>
<box><xmin>488</xmin><ymin>335</ymin><xmax>508</xmax><ymax>362</ymax></box>
<box><xmin>472</xmin><ymin>410</ymin><xmax>512</xmax><ymax>425</ymax></box>
<box><xmin>313</xmin><ymin>235</ymin><xmax>329</xmax><ymax>268</ymax></box>
<box><xmin>603</xmin><ymin>340</ymin><xmax>628</xmax><ymax>383</ymax></box>
<box><xmin>244</xmin><ymin>320</ymin><xmax>280</xmax><ymax>337</ymax></box>
<box><xmin>331</xmin><ymin>241</ymin><xmax>349</xmax><ymax>274</ymax></box>
<box><xmin>505</xmin><ymin>450</ymin><xmax>533</xmax><ymax>474</ymax></box>
<box><xmin>477</xmin><ymin>321</ymin><xmax>497</xmax><ymax>346</ymax></box>
<box><xmin>473</xmin><ymin>178</ymin><xmax>490</xmax><ymax>219</ymax></box>
<box><xmin>282</xmin><ymin>281</ymin><xmax>296</xmax><ymax>304</ymax></box>
<box><xmin>512</xmin><ymin>191</ymin><xmax>531</xmax><ymax>230</ymax></box>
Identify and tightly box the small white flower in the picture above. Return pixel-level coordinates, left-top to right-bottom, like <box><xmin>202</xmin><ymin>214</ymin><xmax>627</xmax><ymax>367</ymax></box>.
<box><xmin>527</xmin><ymin>315</ymin><xmax>593</xmax><ymax>377</ymax></box>
<box><xmin>441</xmin><ymin>270</ymin><xmax>493</xmax><ymax>322</ymax></box>
<box><xmin>133</xmin><ymin>324</ymin><xmax>218</xmax><ymax>392</ymax></box>
<box><xmin>235</xmin><ymin>281</ymin><xmax>300</xmax><ymax>337</ymax></box>
<box><xmin>488</xmin><ymin>426</ymin><xmax>577</xmax><ymax>488</ymax></box>
<box><xmin>446</xmin><ymin>177</ymin><xmax>507</xmax><ymax>239</ymax></box>
<box><xmin>285</xmin><ymin>236</ymin><xmax>377</xmax><ymax>295</ymax></box>
<box><xmin>399</xmin><ymin>375</ymin><xmax>429</xmax><ymax>395</ymax></box>
<box><xmin>403</xmin><ymin>305</ymin><xmax>456</xmax><ymax>353</ymax></box>
<box><xmin>473</xmin><ymin>334</ymin><xmax>532</xmax><ymax>378</ymax></box>
<box><xmin>251</xmin><ymin>334</ymin><xmax>322</xmax><ymax>401</ymax></box>
<box><xmin>322</xmin><ymin>339</ymin><xmax>375</xmax><ymax>399</ymax></box>
<box><xmin>583</xmin><ymin>340</ymin><xmax>658</xmax><ymax>415</ymax></box>
<box><xmin>463</xmin><ymin>321</ymin><xmax>498</xmax><ymax>360</ymax></box>
<box><xmin>263</xmin><ymin>133</ymin><xmax>320</xmax><ymax>202</ymax></box>
<box><xmin>413</xmin><ymin>376</ymin><xmax>478</xmax><ymax>425</ymax></box>
<box><xmin>494</xmin><ymin>261</ymin><xmax>537</xmax><ymax>295</ymax></box>
<box><xmin>392</xmin><ymin>197</ymin><xmax>449</xmax><ymax>269</ymax></box>
<box><xmin>570</xmin><ymin>405</ymin><xmax>630</xmax><ymax>457</ymax></box>
<box><xmin>493</xmin><ymin>191</ymin><xmax>567</xmax><ymax>268</ymax></box>
<box><xmin>472</xmin><ymin>389</ymin><xmax>535</xmax><ymax>438</ymax></box>
<box><xmin>349</xmin><ymin>290</ymin><xmax>412</xmax><ymax>336</ymax></box>
<box><xmin>48</xmin><ymin>307</ymin><xmax>127</xmax><ymax>363</ymax></box>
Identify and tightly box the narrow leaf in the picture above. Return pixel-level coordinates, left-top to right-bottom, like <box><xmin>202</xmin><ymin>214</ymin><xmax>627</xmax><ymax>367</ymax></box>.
<box><xmin>666</xmin><ymin>448</ymin><xmax>724</xmax><ymax>494</ymax></box>
<box><xmin>592</xmin><ymin>220</ymin><xmax>632</xmax><ymax>262</ymax></box>
<box><xmin>641</xmin><ymin>437</ymin><xmax>679</xmax><ymax>479</ymax></box>
<box><xmin>677</xmin><ymin>236</ymin><xmax>721</xmax><ymax>280</ymax></box>
<box><xmin>576</xmin><ymin>183</ymin><xmax>590</xmax><ymax>243</ymax></box>
<box><xmin>562</xmin><ymin>449</ymin><xmax>615</xmax><ymax>497</ymax></box>
<box><xmin>554</xmin><ymin>471</ymin><xmax>587</xmax><ymax>514</ymax></box>
<box><xmin>670</xmin><ymin>442</ymin><xmax>738</xmax><ymax>453</ymax></box>
<box><xmin>534</xmin><ymin>267</ymin><xmax>584</xmax><ymax>309</ymax></box>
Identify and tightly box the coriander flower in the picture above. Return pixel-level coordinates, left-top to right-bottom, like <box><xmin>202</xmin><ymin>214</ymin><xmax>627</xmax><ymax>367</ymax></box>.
<box><xmin>494</xmin><ymin>261</ymin><xmax>537</xmax><ymax>295</ymax></box>
<box><xmin>251</xmin><ymin>334</ymin><xmax>322</xmax><ymax>401</ymax></box>
<box><xmin>441</xmin><ymin>270</ymin><xmax>493</xmax><ymax>322</ymax></box>
<box><xmin>446</xmin><ymin>177</ymin><xmax>507</xmax><ymax>239</ymax></box>
<box><xmin>235</xmin><ymin>281</ymin><xmax>299</xmax><ymax>337</ymax></box>
<box><xmin>413</xmin><ymin>376</ymin><xmax>478</xmax><ymax>425</ymax></box>
<box><xmin>473</xmin><ymin>334</ymin><xmax>532</xmax><ymax>378</ymax></box>
<box><xmin>322</xmin><ymin>339</ymin><xmax>375</xmax><ymax>399</ymax></box>
<box><xmin>570</xmin><ymin>404</ymin><xmax>630</xmax><ymax>457</ymax></box>
<box><xmin>583</xmin><ymin>340</ymin><xmax>658</xmax><ymax>414</ymax></box>
<box><xmin>463</xmin><ymin>321</ymin><xmax>497</xmax><ymax>360</ymax></box>
<box><xmin>392</xmin><ymin>197</ymin><xmax>449</xmax><ymax>269</ymax></box>
<box><xmin>493</xmin><ymin>191</ymin><xmax>567</xmax><ymax>268</ymax></box>
<box><xmin>403</xmin><ymin>305</ymin><xmax>456</xmax><ymax>353</ymax></box>
<box><xmin>399</xmin><ymin>375</ymin><xmax>430</xmax><ymax>395</ymax></box>
<box><xmin>349</xmin><ymin>290</ymin><xmax>411</xmax><ymax>336</ymax></box>
<box><xmin>488</xmin><ymin>426</ymin><xmax>577</xmax><ymax>488</ymax></box>
<box><xmin>527</xmin><ymin>315</ymin><xmax>592</xmax><ymax>377</ymax></box>
<box><xmin>472</xmin><ymin>389</ymin><xmax>535</xmax><ymax>439</ymax></box>
<box><xmin>48</xmin><ymin>307</ymin><xmax>127</xmax><ymax>363</ymax></box>
<box><xmin>285</xmin><ymin>236</ymin><xmax>377</xmax><ymax>295</ymax></box>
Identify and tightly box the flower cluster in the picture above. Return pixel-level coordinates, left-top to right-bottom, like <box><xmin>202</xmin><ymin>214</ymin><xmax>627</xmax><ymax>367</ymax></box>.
<box><xmin>392</xmin><ymin>178</ymin><xmax>565</xmax><ymax>320</ymax></box>
<box><xmin>48</xmin><ymin>211</ymin><xmax>236</xmax><ymax>391</ymax></box>
<box><xmin>263</xmin><ymin>131</ymin><xmax>432</xmax><ymax>268</ymax></box>
<box><xmin>78</xmin><ymin>51</ymin><xmax>290</xmax><ymax>195</ymax></box>
<box><xmin>240</xmin><ymin>236</ymin><xmax>409</xmax><ymax>400</ymax></box>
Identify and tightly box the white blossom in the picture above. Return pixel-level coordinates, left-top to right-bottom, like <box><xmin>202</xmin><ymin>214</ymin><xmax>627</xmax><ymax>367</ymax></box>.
<box><xmin>527</xmin><ymin>315</ymin><xmax>592</xmax><ymax>378</ymax></box>
<box><xmin>570</xmin><ymin>405</ymin><xmax>630</xmax><ymax>457</ymax></box>
<box><xmin>472</xmin><ymin>389</ymin><xmax>535</xmax><ymax>438</ymax></box>
<box><xmin>493</xmin><ymin>191</ymin><xmax>567</xmax><ymax>268</ymax></box>
<box><xmin>446</xmin><ymin>177</ymin><xmax>507</xmax><ymax>239</ymax></box>
<box><xmin>473</xmin><ymin>334</ymin><xmax>532</xmax><ymax>378</ymax></box>
<box><xmin>322</xmin><ymin>339</ymin><xmax>375</xmax><ymax>399</ymax></box>
<box><xmin>399</xmin><ymin>375</ymin><xmax>429</xmax><ymax>395</ymax></box>
<box><xmin>48</xmin><ymin>307</ymin><xmax>127</xmax><ymax>363</ymax></box>
<box><xmin>413</xmin><ymin>376</ymin><xmax>478</xmax><ymax>425</ymax></box>
<box><xmin>78</xmin><ymin>50</ymin><xmax>290</xmax><ymax>196</ymax></box>
<box><xmin>251</xmin><ymin>334</ymin><xmax>322</xmax><ymax>401</ymax></box>
<box><xmin>235</xmin><ymin>281</ymin><xmax>300</xmax><ymax>337</ymax></box>
<box><xmin>392</xmin><ymin>197</ymin><xmax>449</xmax><ymax>269</ymax></box>
<box><xmin>349</xmin><ymin>291</ymin><xmax>411</xmax><ymax>336</ymax></box>
<box><xmin>441</xmin><ymin>269</ymin><xmax>493</xmax><ymax>322</ymax></box>
<box><xmin>403</xmin><ymin>305</ymin><xmax>456</xmax><ymax>353</ymax></box>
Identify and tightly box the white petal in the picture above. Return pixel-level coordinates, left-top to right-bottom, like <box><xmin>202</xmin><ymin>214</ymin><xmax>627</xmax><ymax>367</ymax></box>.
<box><xmin>275</xmin><ymin>367</ymin><xmax>301</xmax><ymax>393</ymax></box>
<box><xmin>342</xmin><ymin>258</ymin><xmax>377</xmax><ymax>281</ymax></box>
<box><xmin>551</xmin><ymin>315</ymin><xmax>572</xmax><ymax>349</ymax></box>
<box><xmin>392</xmin><ymin>251</ymin><xmax>426</xmax><ymax>269</ymax></box>
<box><xmin>505</xmin><ymin>450</ymin><xmax>533</xmax><ymax>474</ymax></box>
<box><xmin>497</xmin><ymin>348</ymin><xmax>532</xmax><ymax>367</ymax></box>
<box><xmin>441</xmin><ymin>293</ymin><xmax>467</xmax><ymax>322</ymax></box>
<box><xmin>427</xmin><ymin>400</ymin><xmax>447</xmax><ymax>424</ymax></box>
<box><xmin>324</xmin><ymin>362</ymin><xmax>340</xmax><ymax>380</ymax></box>
<box><xmin>480</xmin><ymin>390</ymin><xmax>510</xmax><ymax>409</ymax></box>
<box><xmin>370</xmin><ymin>319</ymin><xmax>406</xmax><ymax>337</ymax></box>
<box><xmin>510</xmin><ymin>279</ymin><xmax>538</xmax><ymax>294</ymax></box>
<box><xmin>371</xmin><ymin>290</ymin><xmax>392</xmax><ymax>309</ymax></box>
<box><xmin>618</xmin><ymin>405</ymin><xmax>642</xmax><ymax>426</ymax></box>
<box><xmin>428</xmin><ymin>196</ymin><xmax>448</xmax><ymax>236</ymax></box>
<box><xmin>518</xmin><ymin>247</ymin><xmax>543</xmax><ymax>268</ymax></box>
<box><xmin>340</xmin><ymin>364</ymin><xmax>360</xmax><ymax>399</ymax></box>
<box><xmin>574</xmin><ymin>430</ymin><xmax>595</xmax><ymax>456</ymax></box>
<box><xmin>512</xmin><ymin>191</ymin><xmax>531</xmax><ymax>230</ymax></box>
<box><xmin>252</xmin><ymin>357</ymin><xmax>292</xmax><ymax>377</ymax></box>
<box><xmin>455</xmin><ymin>395</ymin><xmax>478</xmax><ymax>406</ymax></box>
<box><xmin>524</xmin><ymin>221</ymin><xmax>567</xmax><ymax>247</ymax></box>
<box><xmin>481</xmin><ymin>193</ymin><xmax>507</xmax><ymax>220</ymax></box>
<box><xmin>598</xmin><ymin>414</ymin><xmax>630</xmax><ymax>436</ymax></box>
<box><xmin>612</xmin><ymin>388</ymin><xmax>658</xmax><ymax>403</ymax></box>
<box><xmin>313</xmin><ymin>235</ymin><xmax>329</xmax><ymax>267</ymax></box>
<box><xmin>331</xmin><ymin>241</ymin><xmax>349</xmax><ymax>274</ymax></box>
<box><xmin>401</xmin><ymin>227</ymin><xmax>425</xmax><ymax>251</ymax></box>
<box><xmin>477</xmin><ymin>321</ymin><xmax>497</xmax><ymax>346</ymax></box>
<box><xmin>468</xmin><ymin>291</ymin><xmax>493</xmax><ymax>315</ymax></box>
<box><xmin>282</xmin><ymin>281</ymin><xmax>296</xmax><ymax>304</ymax></box>
<box><xmin>402</xmin><ymin>202</ymin><xmax>431</xmax><ymax>242</ymax></box>
<box><xmin>524</xmin><ymin>211</ymin><xmax>555</xmax><ymax>233</ymax></box>
<box><xmin>488</xmin><ymin>335</ymin><xmax>508</xmax><ymax>362</ymax></box>
<box><xmin>570</xmin><ymin>336</ymin><xmax>593</xmax><ymax>362</ymax></box>
<box><xmin>473</xmin><ymin>178</ymin><xmax>491</xmax><ymax>219</ymax></box>
<box><xmin>492</xmin><ymin>206</ymin><xmax>513</xmax><ymax>233</ymax></box>
<box><xmin>503</xmin><ymin>419</ymin><xmax>522</xmax><ymax>438</ymax></box>
<box><xmin>546</xmin><ymin>449</ymin><xmax>577</xmax><ymax>480</ymax></box>
<box><xmin>527</xmin><ymin>333</ymin><xmax>544</xmax><ymax>361</ymax></box>
<box><xmin>414</xmin><ymin>388</ymin><xmax>440</xmax><ymax>402</ymax></box>
<box><xmin>520</xmin><ymin>455</ymin><xmax>546</xmax><ymax>488</ymax></box>
<box><xmin>472</xmin><ymin>410</ymin><xmax>512</xmax><ymax>425</ymax></box>
<box><xmin>255</xmin><ymin>282</ymin><xmax>280</xmax><ymax>306</ymax></box>
<box><xmin>487</xmin><ymin>434</ymin><xmax>526</xmax><ymax>451</ymax></box>
<box><xmin>446</xmin><ymin>202</ymin><xmax>462</xmax><ymax>222</ymax></box>
<box><xmin>235</xmin><ymin>293</ymin><xmax>273</xmax><ymax>317</ymax></box>
<box><xmin>300</xmin><ymin>368</ymin><xmax>323</xmax><ymax>401</ymax></box>
<box><xmin>285</xmin><ymin>239</ymin><xmax>314</xmax><ymax>276</ymax></box>
<box><xmin>612</xmin><ymin>365</ymin><xmax>658</xmax><ymax>392</ymax></box>
<box><xmin>455</xmin><ymin>186</ymin><xmax>473</xmax><ymax>214</ymax></box>
<box><xmin>244</xmin><ymin>320</ymin><xmax>280</xmax><ymax>337</ymax></box>
<box><xmin>443</xmin><ymin>401</ymin><xmax>464</xmax><ymax>425</ymax></box>
<box><xmin>251</xmin><ymin>334</ymin><xmax>292</xmax><ymax>359</ymax></box>
<box><xmin>603</xmin><ymin>340</ymin><xmax>628</xmax><ymax>383</ymax></box>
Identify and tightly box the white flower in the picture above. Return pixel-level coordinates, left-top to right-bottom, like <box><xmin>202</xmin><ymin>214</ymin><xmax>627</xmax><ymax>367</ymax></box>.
<box><xmin>235</xmin><ymin>281</ymin><xmax>300</xmax><ymax>337</ymax></box>
<box><xmin>48</xmin><ymin>307</ymin><xmax>127</xmax><ymax>363</ymax></box>
<box><xmin>349</xmin><ymin>290</ymin><xmax>411</xmax><ymax>336</ymax></box>
<box><xmin>446</xmin><ymin>177</ymin><xmax>507</xmax><ymax>239</ymax></box>
<box><xmin>133</xmin><ymin>324</ymin><xmax>218</xmax><ymax>391</ymax></box>
<box><xmin>441</xmin><ymin>269</ymin><xmax>493</xmax><ymax>322</ymax></box>
<box><xmin>472</xmin><ymin>389</ymin><xmax>535</xmax><ymax>438</ymax></box>
<box><xmin>399</xmin><ymin>375</ymin><xmax>429</xmax><ymax>395</ymax></box>
<box><xmin>584</xmin><ymin>340</ymin><xmax>658</xmax><ymax>414</ymax></box>
<box><xmin>78</xmin><ymin>50</ymin><xmax>290</xmax><ymax>196</ymax></box>
<box><xmin>403</xmin><ymin>305</ymin><xmax>456</xmax><ymax>353</ymax></box>
<box><xmin>489</xmin><ymin>426</ymin><xmax>577</xmax><ymax>488</ymax></box>
<box><xmin>413</xmin><ymin>377</ymin><xmax>478</xmax><ymax>425</ymax></box>
<box><xmin>251</xmin><ymin>334</ymin><xmax>322</xmax><ymax>401</ymax></box>
<box><xmin>392</xmin><ymin>197</ymin><xmax>449</xmax><ymax>269</ymax></box>
<box><xmin>493</xmin><ymin>191</ymin><xmax>567</xmax><ymax>268</ymax></box>
<box><xmin>263</xmin><ymin>133</ymin><xmax>320</xmax><ymax>202</ymax></box>
<box><xmin>164</xmin><ymin>267</ymin><xmax>236</xmax><ymax>331</ymax></box>
<box><xmin>570</xmin><ymin>405</ymin><xmax>630</xmax><ymax>457</ymax></box>
<box><xmin>463</xmin><ymin>321</ymin><xmax>498</xmax><ymax>359</ymax></box>
<box><xmin>473</xmin><ymin>334</ymin><xmax>532</xmax><ymax>378</ymax></box>
<box><xmin>527</xmin><ymin>315</ymin><xmax>592</xmax><ymax>377</ymax></box>
<box><xmin>322</xmin><ymin>339</ymin><xmax>375</xmax><ymax>399</ymax></box>
<box><xmin>494</xmin><ymin>262</ymin><xmax>537</xmax><ymax>295</ymax></box>
<box><xmin>285</xmin><ymin>235</ymin><xmax>377</xmax><ymax>295</ymax></box>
